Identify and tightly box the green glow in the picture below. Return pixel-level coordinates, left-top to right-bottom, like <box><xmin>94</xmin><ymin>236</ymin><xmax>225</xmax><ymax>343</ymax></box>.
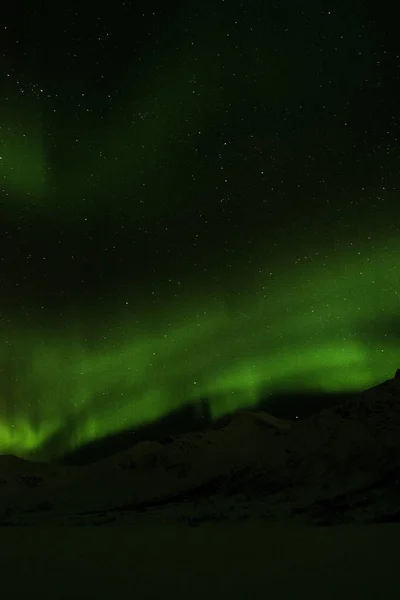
<box><xmin>0</xmin><ymin>104</ymin><xmax>47</xmax><ymax>202</ymax></box>
<box><xmin>0</xmin><ymin>30</ymin><xmax>398</xmax><ymax>462</ymax></box>
<box><xmin>1</xmin><ymin>237</ymin><xmax>399</xmax><ymax>462</ymax></box>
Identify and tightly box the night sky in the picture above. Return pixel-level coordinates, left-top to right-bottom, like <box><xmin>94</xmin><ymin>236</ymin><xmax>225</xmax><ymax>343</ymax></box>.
<box><xmin>1</xmin><ymin>0</ymin><xmax>399</xmax><ymax>460</ymax></box>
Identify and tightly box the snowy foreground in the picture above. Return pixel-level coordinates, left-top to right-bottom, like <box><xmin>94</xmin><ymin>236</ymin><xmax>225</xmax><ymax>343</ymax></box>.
<box><xmin>1</xmin><ymin>373</ymin><xmax>400</xmax><ymax>597</ymax></box>
<box><xmin>0</xmin><ymin>520</ymin><xmax>399</xmax><ymax>599</ymax></box>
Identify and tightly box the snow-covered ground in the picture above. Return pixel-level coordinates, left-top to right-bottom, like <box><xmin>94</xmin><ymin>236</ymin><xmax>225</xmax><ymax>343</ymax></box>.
<box><xmin>1</xmin><ymin>373</ymin><xmax>400</xmax><ymax>598</ymax></box>
<box><xmin>1</xmin><ymin>521</ymin><xmax>398</xmax><ymax>599</ymax></box>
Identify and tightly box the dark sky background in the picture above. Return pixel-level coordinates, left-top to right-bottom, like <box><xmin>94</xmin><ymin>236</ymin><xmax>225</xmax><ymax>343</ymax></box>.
<box><xmin>0</xmin><ymin>0</ymin><xmax>399</xmax><ymax>460</ymax></box>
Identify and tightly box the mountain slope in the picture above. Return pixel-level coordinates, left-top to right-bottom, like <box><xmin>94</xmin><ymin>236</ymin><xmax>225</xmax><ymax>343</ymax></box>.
<box><xmin>1</xmin><ymin>372</ymin><xmax>400</xmax><ymax>525</ymax></box>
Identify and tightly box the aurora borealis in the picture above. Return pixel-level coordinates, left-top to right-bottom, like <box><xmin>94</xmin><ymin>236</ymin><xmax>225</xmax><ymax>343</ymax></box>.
<box><xmin>0</xmin><ymin>0</ymin><xmax>399</xmax><ymax>461</ymax></box>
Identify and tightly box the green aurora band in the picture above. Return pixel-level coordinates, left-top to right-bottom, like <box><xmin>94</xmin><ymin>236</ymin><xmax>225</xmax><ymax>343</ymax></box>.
<box><xmin>0</xmin><ymin>235</ymin><xmax>399</xmax><ymax>462</ymax></box>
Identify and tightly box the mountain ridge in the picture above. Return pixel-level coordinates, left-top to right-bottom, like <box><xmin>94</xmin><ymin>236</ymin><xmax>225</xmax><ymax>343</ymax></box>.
<box><xmin>1</xmin><ymin>371</ymin><xmax>400</xmax><ymax>526</ymax></box>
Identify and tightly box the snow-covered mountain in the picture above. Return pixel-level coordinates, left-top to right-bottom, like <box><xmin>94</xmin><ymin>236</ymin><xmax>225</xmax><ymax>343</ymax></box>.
<box><xmin>1</xmin><ymin>372</ymin><xmax>400</xmax><ymax>526</ymax></box>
